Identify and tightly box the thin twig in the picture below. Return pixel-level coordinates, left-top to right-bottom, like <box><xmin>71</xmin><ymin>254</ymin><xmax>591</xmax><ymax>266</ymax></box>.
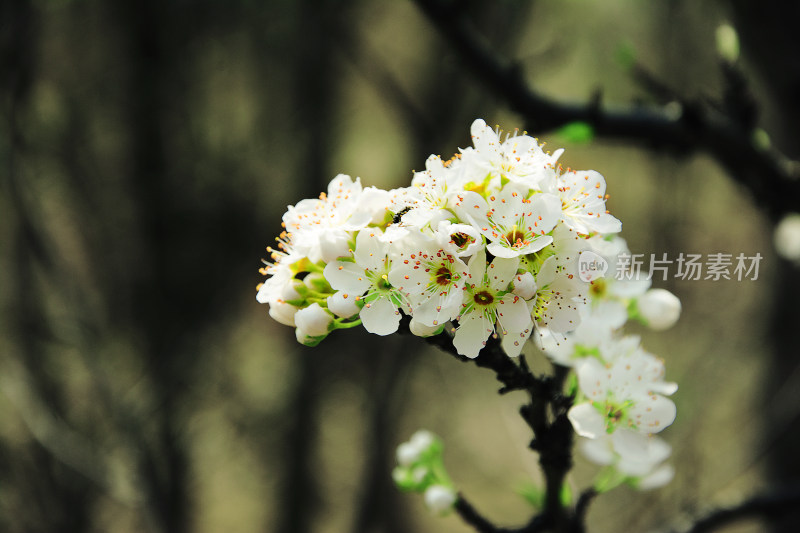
<box><xmin>455</xmin><ymin>494</ymin><xmax>518</xmax><ymax>533</ymax></box>
<box><xmin>412</xmin><ymin>0</ymin><xmax>800</xmax><ymax>222</ymax></box>
<box><xmin>674</xmin><ymin>486</ymin><xmax>800</xmax><ymax>533</ymax></box>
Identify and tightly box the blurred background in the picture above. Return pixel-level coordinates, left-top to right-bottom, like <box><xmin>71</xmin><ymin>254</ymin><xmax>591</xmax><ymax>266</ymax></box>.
<box><xmin>2</xmin><ymin>0</ymin><xmax>800</xmax><ymax>532</ymax></box>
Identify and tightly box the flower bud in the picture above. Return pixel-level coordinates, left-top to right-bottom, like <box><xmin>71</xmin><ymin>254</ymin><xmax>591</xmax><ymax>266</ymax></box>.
<box><xmin>424</xmin><ymin>485</ymin><xmax>456</xmax><ymax>514</ymax></box>
<box><xmin>396</xmin><ymin>443</ymin><xmax>420</xmax><ymax>467</ymax></box>
<box><xmin>775</xmin><ymin>213</ymin><xmax>800</xmax><ymax>262</ymax></box>
<box><xmin>512</xmin><ymin>271</ymin><xmax>537</xmax><ymax>300</ymax></box>
<box><xmin>409</xmin><ymin>430</ymin><xmax>435</xmax><ymax>452</ymax></box>
<box><xmin>269</xmin><ymin>301</ymin><xmax>299</xmax><ymax>327</ymax></box>
<box><xmin>327</xmin><ymin>291</ymin><xmax>360</xmax><ymax>318</ymax></box>
<box><xmin>715</xmin><ymin>23</ymin><xmax>739</xmax><ymax>63</ymax></box>
<box><xmin>636</xmin><ymin>289</ymin><xmax>681</xmax><ymax>330</ymax></box>
<box><xmin>294</xmin><ymin>303</ymin><xmax>333</xmax><ymax>337</ymax></box>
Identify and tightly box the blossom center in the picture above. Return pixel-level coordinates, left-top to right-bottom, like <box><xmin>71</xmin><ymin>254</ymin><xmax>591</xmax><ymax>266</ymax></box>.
<box><xmin>589</xmin><ymin>278</ymin><xmax>607</xmax><ymax>297</ymax></box>
<box><xmin>434</xmin><ymin>266</ymin><xmax>452</xmax><ymax>286</ymax></box>
<box><xmin>503</xmin><ymin>225</ymin><xmax>527</xmax><ymax>248</ymax></box>
<box><xmin>473</xmin><ymin>290</ymin><xmax>494</xmax><ymax>306</ymax></box>
<box><xmin>451</xmin><ymin>232</ymin><xmax>473</xmax><ymax>249</ymax></box>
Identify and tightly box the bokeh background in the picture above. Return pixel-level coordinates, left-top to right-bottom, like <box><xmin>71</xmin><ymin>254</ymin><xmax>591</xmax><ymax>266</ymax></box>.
<box><xmin>2</xmin><ymin>1</ymin><xmax>799</xmax><ymax>532</ymax></box>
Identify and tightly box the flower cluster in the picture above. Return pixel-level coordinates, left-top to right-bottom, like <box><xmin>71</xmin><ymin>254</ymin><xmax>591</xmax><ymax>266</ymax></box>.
<box><xmin>258</xmin><ymin>118</ymin><xmax>680</xmax><ymax>492</ymax></box>
<box><xmin>257</xmin><ymin>119</ymin><xmax>622</xmax><ymax>357</ymax></box>
<box><xmin>538</xmin><ymin>236</ymin><xmax>680</xmax><ymax>490</ymax></box>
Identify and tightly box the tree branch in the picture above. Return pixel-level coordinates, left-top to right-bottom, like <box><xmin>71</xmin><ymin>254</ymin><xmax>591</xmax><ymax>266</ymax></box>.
<box><xmin>413</xmin><ymin>323</ymin><xmax>580</xmax><ymax>533</ymax></box>
<box><xmin>673</xmin><ymin>486</ymin><xmax>800</xmax><ymax>533</ymax></box>
<box><xmin>412</xmin><ymin>0</ymin><xmax>800</xmax><ymax>222</ymax></box>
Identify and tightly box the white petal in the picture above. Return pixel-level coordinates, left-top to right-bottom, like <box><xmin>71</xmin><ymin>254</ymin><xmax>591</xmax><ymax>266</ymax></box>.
<box><xmin>536</xmin><ymin>256</ymin><xmax>557</xmax><ymax>286</ymax></box>
<box><xmin>414</xmin><ymin>291</ymin><xmax>461</xmax><ymax>327</ymax></box>
<box><xmin>629</xmin><ymin>394</ymin><xmax>676</xmax><ymax>434</ymax></box>
<box><xmin>498</xmin><ymin>295</ymin><xmax>533</xmax><ymax>357</ymax></box>
<box><xmin>466</xmin><ymin>248</ymin><xmax>488</xmax><ymax>286</ymax></box>
<box><xmin>323</xmin><ymin>261</ymin><xmax>371</xmax><ymax>293</ymax></box>
<box><xmin>453</xmin><ymin>311</ymin><xmax>493</xmax><ymax>359</ymax></box>
<box><xmin>530</xmin><ymin>193</ymin><xmax>561</xmax><ymax>234</ymax></box>
<box><xmin>319</xmin><ymin>230</ymin><xmax>352</xmax><ymax>263</ymax></box>
<box><xmin>580</xmin><ymin>435</ymin><xmax>615</xmax><ymax>466</ymax></box>
<box><xmin>611</xmin><ymin>429</ymin><xmax>655</xmax><ymax>463</ymax></box>
<box><xmin>567</xmin><ymin>402</ymin><xmax>606</xmax><ymax>438</ymax></box>
<box><xmin>487</xmin><ymin>257</ymin><xmax>519</xmax><ymax>292</ymax></box>
<box><xmin>360</xmin><ymin>297</ymin><xmax>401</xmax><ymax>336</ymax></box>
<box><xmin>635</xmin><ymin>464</ymin><xmax>675</xmax><ymax>490</ymax></box>
<box><xmin>353</xmin><ymin>230</ymin><xmax>388</xmax><ymax>271</ymax></box>
<box><xmin>575</xmin><ymin>358</ymin><xmax>610</xmax><ymax>400</ymax></box>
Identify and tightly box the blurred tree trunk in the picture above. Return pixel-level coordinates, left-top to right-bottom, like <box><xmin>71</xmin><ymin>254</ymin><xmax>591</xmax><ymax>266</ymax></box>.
<box><xmin>728</xmin><ymin>2</ymin><xmax>800</xmax><ymax>531</ymax></box>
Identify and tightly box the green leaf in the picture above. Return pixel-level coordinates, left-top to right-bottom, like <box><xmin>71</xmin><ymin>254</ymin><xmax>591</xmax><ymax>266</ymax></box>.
<box><xmin>557</xmin><ymin>122</ymin><xmax>595</xmax><ymax>144</ymax></box>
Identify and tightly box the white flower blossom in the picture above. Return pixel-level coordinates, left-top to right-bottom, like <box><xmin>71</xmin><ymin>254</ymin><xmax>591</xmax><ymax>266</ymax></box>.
<box><xmin>460</xmin><ymin>118</ymin><xmax>561</xmax><ymax>191</ymax></box>
<box><xmin>568</xmin><ymin>351</ymin><xmax>677</xmax><ymax>439</ymax></box>
<box><xmin>453</xmin><ymin>249</ymin><xmax>533</xmax><ymax>358</ymax></box>
<box><xmin>323</xmin><ymin>229</ymin><xmax>408</xmax><ymax>336</ymax></box>
<box><xmin>454</xmin><ymin>185</ymin><xmax>561</xmax><ymax>258</ymax></box>
<box><xmin>283</xmin><ymin>174</ymin><xmax>372</xmax><ymax>263</ymax></box>
<box><xmin>389</xmin><ymin>235</ymin><xmax>471</xmax><ymax>327</ymax></box>
<box><xmin>551</xmin><ymin>169</ymin><xmax>621</xmax><ymax>235</ymax></box>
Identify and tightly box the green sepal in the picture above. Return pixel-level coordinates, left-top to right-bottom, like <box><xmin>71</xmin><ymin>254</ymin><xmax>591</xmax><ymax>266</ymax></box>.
<box><xmin>299</xmin><ymin>333</ymin><xmax>328</xmax><ymax>347</ymax></box>
<box><xmin>594</xmin><ymin>466</ymin><xmax>627</xmax><ymax>494</ymax></box>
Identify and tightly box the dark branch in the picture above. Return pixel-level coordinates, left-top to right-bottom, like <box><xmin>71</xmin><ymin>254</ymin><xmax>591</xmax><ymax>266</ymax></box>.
<box><xmin>412</xmin><ymin>0</ymin><xmax>800</xmax><ymax>222</ymax></box>
<box><xmin>408</xmin><ymin>320</ymin><xmax>581</xmax><ymax>533</ymax></box>
<box><xmin>573</xmin><ymin>488</ymin><xmax>598</xmax><ymax>532</ymax></box>
<box><xmin>455</xmin><ymin>494</ymin><xmax>518</xmax><ymax>533</ymax></box>
<box><xmin>675</xmin><ymin>486</ymin><xmax>800</xmax><ymax>533</ymax></box>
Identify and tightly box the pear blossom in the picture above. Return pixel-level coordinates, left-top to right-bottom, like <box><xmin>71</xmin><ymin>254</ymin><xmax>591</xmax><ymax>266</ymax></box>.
<box><xmin>551</xmin><ymin>169</ymin><xmax>621</xmax><ymax>235</ymax></box>
<box><xmin>389</xmin><ymin>236</ymin><xmax>471</xmax><ymax>328</ymax></box>
<box><xmin>435</xmin><ymin>220</ymin><xmax>483</xmax><ymax>258</ymax></box>
<box><xmin>528</xmin><ymin>256</ymin><xmax>586</xmax><ymax>333</ymax></box>
<box><xmin>454</xmin><ymin>184</ymin><xmax>561</xmax><ymax>258</ymax></box>
<box><xmin>568</xmin><ymin>352</ymin><xmax>677</xmax><ymax>439</ymax></box>
<box><xmin>580</xmin><ymin>432</ymin><xmax>674</xmax><ymax>490</ymax></box>
<box><xmin>283</xmin><ymin>174</ymin><xmax>373</xmax><ymax>263</ymax></box>
<box><xmin>389</xmin><ymin>155</ymin><xmax>465</xmax><ymax>230</ymax></box>
<box><xmin>460</xmin><ymin>118</ymin><xmax>562</xmax><ymax>191</ymax></box>
<box><xmin>453</xmin><ymin>249</ymin><xmax>533</xmax><ymax>358</ymax></box>
<box><xmin>323</xmin><ymin>229</ymin><xmax>408</xmax><ymax>336</ymax></box>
